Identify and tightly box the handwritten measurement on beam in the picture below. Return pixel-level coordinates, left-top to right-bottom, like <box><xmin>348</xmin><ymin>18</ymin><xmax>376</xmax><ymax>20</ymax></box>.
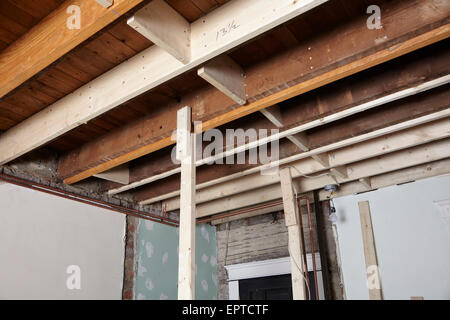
<box><xmin>216</xmin><ymin>20</ymin><xmax>240</xmax><ymax>41</ymax></box>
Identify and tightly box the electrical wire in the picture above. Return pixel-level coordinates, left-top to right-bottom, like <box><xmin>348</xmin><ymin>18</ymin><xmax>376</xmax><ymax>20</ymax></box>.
<box><xmin>284</xmin><ymin>165</ymin><xmax>331</xmax><ymax>180</ymax></box>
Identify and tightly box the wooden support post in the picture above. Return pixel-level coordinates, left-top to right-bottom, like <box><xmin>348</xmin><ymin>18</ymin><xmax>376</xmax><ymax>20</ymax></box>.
<box><xmin>128</xmin><ymin>0</ymin><xmax>191</xmax><ymax>63</ymax></box>
<box><xmin>358</xmin><ymin>201</ymin><xmax>382</xmax><ymax>300</ymax></box>
<box><xmin>280</xmin><ymin>167</ymin><xmax>306</xmax><ymax>300</ymax></box>
<box><xmin>177</xmin><ymin>106</ymin><xmax>196</xmax><ymax>300</ymax></box>
<box><xmin>198</xmin><ymin>55</ymin><xmax>246</xmax><ymax>105</ymax></box>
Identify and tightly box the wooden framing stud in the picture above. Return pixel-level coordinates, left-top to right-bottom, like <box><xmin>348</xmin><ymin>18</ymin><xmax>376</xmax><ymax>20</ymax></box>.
<box><xmin>359</xmin><ymin>201</ymin><xmax>383</xmax><ymax>300</ymax></box>
<box><xmin>177</xmin><ymin>106</ymin><xmax>196</xmax><ymax>300</ymax></box>
<box><xmin>280</xmin><ymin>167</ymin><xmax>306</xmax><ymax>300</ymax></box>
<box><xmin>198</xmin><ymin>55</ymin><xmax>246</xmax><ymax>105</ymax></box>
<box><xmin>128</xmin><ymin>0</ymin><xmax>191</xmax><ymax>63</ymax></box>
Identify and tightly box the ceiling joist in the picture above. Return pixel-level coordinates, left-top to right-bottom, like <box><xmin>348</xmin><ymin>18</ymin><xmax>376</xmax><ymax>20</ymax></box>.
<box><xmin>0</xmin><ymin>0</ymin><xmax>328</xmax><ymax>172</ymax></box>
<box><xmin>317</xmin><ymin>159</ymin><xmax>450</xmax><ymax>201</ymax></box>
<box><xmin>194</xmin><ymin>138</ymin><xmax>450</xmax><ymax>217</ymax></box>
<box><xmin>55</xmin><ymin>0</ymin><xmax>449</xmax><ymax>185</ymax></box>
<box><xmin>159</xmin><ymin>114</ymin><xmax>450</xmax><ymax>211</ymax></box>
<box><xmin>138</xmin><ymin>101</ymin><xmax>450</xmax><ymax>206</ymax></box>
<box><xmin>108</xmin><ymin>74</ymin><xmax>450</xmax><ymax>196</ymax></box>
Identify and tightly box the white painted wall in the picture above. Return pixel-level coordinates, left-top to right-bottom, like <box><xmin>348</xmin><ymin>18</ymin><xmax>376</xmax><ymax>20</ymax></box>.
<box><xmin>334</xmin><ymin>174</ymin><xmax>450</xmax><ymax>300</ymax></box>
<box><xmin>0</xmin><ymin>183</ymin><xmax>126</xmax><ymax>299</ymax></box>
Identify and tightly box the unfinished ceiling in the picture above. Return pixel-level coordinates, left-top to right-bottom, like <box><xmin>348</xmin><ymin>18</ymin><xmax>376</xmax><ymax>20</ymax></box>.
<box><xmin>0</xmin><ymin>0</ymin><xmax>448</xmax><ymax>223</ymax></box>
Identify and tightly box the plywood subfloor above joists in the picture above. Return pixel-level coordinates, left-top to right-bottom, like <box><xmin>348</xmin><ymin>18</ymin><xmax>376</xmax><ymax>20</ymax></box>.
<box><xmin>0</xmin><ymin>0</ymin><xmax>146</xmax><ymax>99</ymax></box>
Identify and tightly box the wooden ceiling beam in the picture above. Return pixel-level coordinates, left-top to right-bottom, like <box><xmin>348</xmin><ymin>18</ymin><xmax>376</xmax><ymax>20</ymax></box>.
<box><xmin>132</xmin><ymin>79</ymin><xmax>450</xmax><ymax>203</ymax></box>
<box><xmin>110</xmin><ymin>74</ymin><xmax>450</xmax><ymax>196</ymax></box>
<box><xmin>160</xmin><ymin>114</ymin><xmax>450</xmax><ymax>211</ymax></box>
<box><xmin>0</xmin><ymin>0</ymin><xmax>328</xmax><ymax>172</ymax></box>
<box><xmin>137</xmin><ymin>92</ymin><xmax>450</xmax><ymax>205</ymax></box>
<box><xmin>318</xmin><ymin>160</ymin><xmax>450</xmax><ymax>201</ymax></box>
<box><xmin>0</xmin><ymin>0</ymin><xmax>145</xmax><ymax>99</ymax></box>
<box><xmin>193</xmin><ymin>138</ymin><xmax>450</xmax><ymax>217</ymax></box>
<box><xmin>52</xmin><ymin>0</ymin><xmax>449</xmax><ymax>185</ymax></box>
<box><xmin>117</xmin><ymin>40</ymin><xmax>450</xmax><ymax>198</ymax></box>
<box><xmin>205</xmin><ymin>158</ymin><xmax>450</xmax><ymax>223</ymax></box>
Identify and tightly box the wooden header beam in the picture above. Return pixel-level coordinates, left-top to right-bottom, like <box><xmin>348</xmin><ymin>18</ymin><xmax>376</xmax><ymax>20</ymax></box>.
<box><xmin>0</xmin><ymin>0</ymin><xmax>144</xmax><ymax>99</ymax></box>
